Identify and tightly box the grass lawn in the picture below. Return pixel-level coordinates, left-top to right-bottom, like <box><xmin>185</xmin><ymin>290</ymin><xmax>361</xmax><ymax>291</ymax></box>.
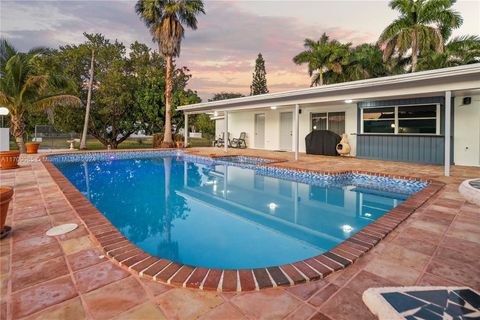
<box><xmin>9</xmin><ymin>137</ymin><xmax>212</xmax><ymax>150</ymax></box>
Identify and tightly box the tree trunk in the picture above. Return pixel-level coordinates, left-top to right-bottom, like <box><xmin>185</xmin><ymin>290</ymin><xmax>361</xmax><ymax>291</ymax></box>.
<box><xmin>11</xmin><ymin>114</ymin><xmax>26</xmax><ymax>153</ymax></box>
<box><xmin>15</xmin><ymin>136</ymin><xmax>25</xmax><ymax>153</ymax></box>
<box><xmin>162</xmin><ymin>55</ymin><xmax>174</xmax><ymax>148</ymax></box>
<box><xmin>80</xmin><ymin>49</ymin><xmax>95</xmax><ymax>149</ymax></box>
<box><xmin>319</xmin><ymin>68</ymin><xmax>324</xmax><ymax>86</ymax></box>
<box><xmin>411</xmin><ymin>29</ymin><xmax>418</xmax><ymax>72</ymax></box>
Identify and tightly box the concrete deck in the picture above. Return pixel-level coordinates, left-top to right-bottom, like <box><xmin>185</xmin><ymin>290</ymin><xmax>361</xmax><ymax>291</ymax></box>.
<box><xmin>1</xmin><ymin>148</ymin><xmax>479</xmax><ymax>320</ymax></box>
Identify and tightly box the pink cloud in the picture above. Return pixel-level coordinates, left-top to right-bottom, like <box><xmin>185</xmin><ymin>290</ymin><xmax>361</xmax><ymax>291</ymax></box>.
<box><xmin>176</xmin><ymin>2</ymin><xmax>376</xmax><ymax>99</ymax></box>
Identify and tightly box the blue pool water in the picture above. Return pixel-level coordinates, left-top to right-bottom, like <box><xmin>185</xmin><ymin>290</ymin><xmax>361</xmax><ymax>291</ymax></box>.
<box><xmin>50</xmin><ymin>151</ymin><xmax>427</xmax><ymax>269</ymax></box>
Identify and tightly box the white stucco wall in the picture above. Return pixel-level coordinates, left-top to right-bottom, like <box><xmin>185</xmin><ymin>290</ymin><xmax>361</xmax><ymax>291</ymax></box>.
<box><xmin>454</xmin><ymin>93</ymin><xmax>480</xmax><ymax>167</ymax></box>
<box><xmin>228</xmin><ymin>112</ymin><xmax>255</xmax><ymax>147</ymax></box>
<box><xmin>218</xmin><ymin>103</ymin><xmax>358</xmax><ymax>155</ymax></box>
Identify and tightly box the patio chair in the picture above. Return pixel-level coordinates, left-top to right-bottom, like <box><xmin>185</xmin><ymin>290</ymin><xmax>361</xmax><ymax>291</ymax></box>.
<box><xmin>231</xmin><ymin>132</ymin><xmax>247</xmax><ymax>148</ymax></box>
<box><xmin>213</xmin><ymin>132</ymin><xmax>231</xmax><ymax>147</ymax></box>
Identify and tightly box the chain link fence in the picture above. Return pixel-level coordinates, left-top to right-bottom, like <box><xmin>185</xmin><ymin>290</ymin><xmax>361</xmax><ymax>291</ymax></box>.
<box><xmin>31</xmin><ymin>125</ymin><xmax>80</xmax><ymax>149</ymax></box>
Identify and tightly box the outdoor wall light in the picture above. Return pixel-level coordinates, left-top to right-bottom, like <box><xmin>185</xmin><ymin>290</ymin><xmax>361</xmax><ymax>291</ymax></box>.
<box><xmin>213</xmin><ymin>111</ymin><xmax>218</xmax><ymax>116</ymax></box>
<box><xmin>344</xmin><ymin>99</ymin><xmax>353</xmax><ymax>103</ymax></box>
<box><xmin>268</xmin><ymin>202</ymin><xmax>278</xmax><ymax>209</ymax></box>
<box><xmin>270</xmin><ymin>106</ymin><xmax>277</xmax><ymax>110</ymax></box>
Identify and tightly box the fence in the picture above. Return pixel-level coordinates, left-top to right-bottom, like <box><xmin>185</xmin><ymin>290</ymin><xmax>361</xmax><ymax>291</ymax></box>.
<box><xmin>32</xmin><ymin>125</ymin><xmax>80</xmax><ymax>149</ymax></box>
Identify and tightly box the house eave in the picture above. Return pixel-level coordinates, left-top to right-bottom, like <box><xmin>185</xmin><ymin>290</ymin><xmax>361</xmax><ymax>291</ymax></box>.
<box><xmin>179</xmin><ymin>63</ymin><xmax>480</xmax><ymax>113</ymax></box>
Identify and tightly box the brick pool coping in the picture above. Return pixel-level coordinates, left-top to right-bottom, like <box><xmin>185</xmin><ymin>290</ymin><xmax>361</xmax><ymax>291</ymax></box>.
<box><xmin>40</xmin><ymin>149</ymin><xmax>445</xmax><ymax>292</ymax></box>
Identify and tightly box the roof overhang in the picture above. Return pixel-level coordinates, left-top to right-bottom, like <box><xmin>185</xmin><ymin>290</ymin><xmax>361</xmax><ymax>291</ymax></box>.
<box><xmin>179</xmin><ymin>64</ymin><xmax>480</xmax><ymax>114</ymax></box>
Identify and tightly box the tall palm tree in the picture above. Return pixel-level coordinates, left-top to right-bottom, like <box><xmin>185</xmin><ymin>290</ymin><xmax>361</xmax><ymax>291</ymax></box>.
<box><xmin>136</xmin><ymin>0</ymin><xmax>205</xmax><ymax>147</ymax></box>
<box><xmin>417</xmin><ymin>35</ymin><xmax>480</xmax><ymax>70</ymax></box>
<box><xmin>0</xmin><ymin>39</ymin><xmax>81</xmax><ymax>153</ymax></box>
<box><xmin>378</xmin><ymin>0</ymin><xmax>462</xmax><ymax>72</ymax></box>
<box><xmin>293</xmin><ymin>34</ymin><xmax>350</xmax><ymax>86</ymax></box>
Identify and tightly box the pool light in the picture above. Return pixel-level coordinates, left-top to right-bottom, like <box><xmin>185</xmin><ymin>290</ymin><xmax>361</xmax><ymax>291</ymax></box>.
<box><xmin>268</xmin><ymin>202</ymin><xmax>278</xmax><ymax>210</ymax></box>
<box><xmin>365</xmin><ymin>213</ymin><xmax>372</xmax><ymax>217</ymax></box>
<box><xmin>342</xmin><ymin>224</ymin><xmax>353</xmax><ymax>233</ymax></box>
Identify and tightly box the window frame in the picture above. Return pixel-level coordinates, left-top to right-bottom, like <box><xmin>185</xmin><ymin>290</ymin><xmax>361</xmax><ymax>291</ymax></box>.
<box><xmin>360</xmin><ymin>103</ymin><xmax>440</xmax><ymax>135</ymax></box>
<box><xmin>310</xmin><ymin>111</ymin><xmax>346</xmax><ymax>134</ymax></box>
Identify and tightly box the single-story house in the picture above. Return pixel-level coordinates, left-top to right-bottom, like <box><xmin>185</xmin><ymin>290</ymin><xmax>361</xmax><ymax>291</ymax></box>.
<box><xmin>178</xmin><ymin>64</ymin><xmax>480</xmax><ymax>176</ymax></box>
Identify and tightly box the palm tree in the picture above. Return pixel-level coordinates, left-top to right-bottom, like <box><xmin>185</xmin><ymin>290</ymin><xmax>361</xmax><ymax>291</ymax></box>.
<box><xmin>0</xmin><ymin>39</ymin><xmax>81</xmax><ymax>153</ymax></box>
<box><xmin>378</xmin><ymin>0</ymin><xmax>462</xmax><ymax>72</ymax></box>
<box><xmin>80</xmin><ymin>48</ymin><xmax>95</xmax><ymax>150</ymax></box>
<box><xmin>293</xmin><ymin>34</ymin><xmax>350</xmax><ymax>86</ymax></box>
<box><xmin>135</xmin><ymin>0</ymin><xmax>205</xmax><ymax>147</ymax></box>
<box><xmin>417</xmin><ymin>35</ymin><xmax>480</xmax><ymax>70</ymax></box>
<box><xmin>342</xmin><ymin>44</ymin><xmax>387</xmax><ymax>81</ymax></box>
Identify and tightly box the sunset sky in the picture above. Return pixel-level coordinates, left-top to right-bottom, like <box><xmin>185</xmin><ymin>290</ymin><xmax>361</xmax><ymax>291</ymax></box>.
<box><xmin>1</xmin><ymin>0</ymin><xmax>479</xmax><ymax>100</ymax></box>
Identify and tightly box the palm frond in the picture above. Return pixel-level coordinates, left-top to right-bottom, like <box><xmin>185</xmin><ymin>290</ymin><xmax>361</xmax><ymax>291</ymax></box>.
<box><xmin>32</xmin><ymin>94</ymin><xmax>82</xmax><ymax>111</ymax></box>
<box><xmin>378</xmin><ymin>17</ymin><xmax>412</xmax><ymax>46</ymax></box>
<box><xmin>0</xmin><ymin>91</ymin><xmax>11</xmax><ymax>107</ymax></box>
<box><xmin>0</xmin><ymin>38</ymin><xmax>17</xmax><ymax>68</ymax></box>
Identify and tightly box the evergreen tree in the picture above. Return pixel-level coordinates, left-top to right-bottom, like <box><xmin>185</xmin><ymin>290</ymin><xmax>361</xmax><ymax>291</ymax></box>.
<box><xmin>250</xmin><ymin>53</ymin><xmax>269</xmax><ymax>95</ymax></box>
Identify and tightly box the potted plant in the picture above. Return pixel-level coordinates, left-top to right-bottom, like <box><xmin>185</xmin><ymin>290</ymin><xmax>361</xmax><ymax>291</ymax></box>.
<box><xmin>0</xmin><ymin>187</ymin><xmax>13</xmax><ymax>239</ymax></box>
<box><xmin>25</xmin><ymin>141</ymin><xmax>41</xmax><ymax>154</ymax></box>
<box><xmin>174</xmin><ymin>134</ymin><xmax>184</xmax><ymax>149</ymax></box>
<box><xmin>0</xmin><ymin>151</ymin><xmax>20</xmax><ymax>170</ymax></box>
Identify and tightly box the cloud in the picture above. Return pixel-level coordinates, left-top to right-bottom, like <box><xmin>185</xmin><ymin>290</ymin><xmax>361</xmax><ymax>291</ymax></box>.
<box><xmin>176</xmin><ymin>1</ymin><xmax>375</xmax><ymax>98</ymax></box>
<box><xmin>0</xmin><ymin>1</ymin><xmax>379</xmax><ymax>100</ymax></box>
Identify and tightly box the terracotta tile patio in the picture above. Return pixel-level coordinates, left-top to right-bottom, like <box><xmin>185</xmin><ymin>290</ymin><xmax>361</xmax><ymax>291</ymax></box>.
<box><xmin>1</xmin><ymin>148</ymin><xmax>479</xmax><ymax>319</ymax></box>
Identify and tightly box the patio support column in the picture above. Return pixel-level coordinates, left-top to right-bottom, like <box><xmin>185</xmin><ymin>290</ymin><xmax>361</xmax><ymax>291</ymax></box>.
<box><xmin>294</xmin><ymin>104</ymin><xmax>300</xmax><ymax>160</ymax></box>
<box><xmin>444</xmin><ymin>91</ymin><xmax>451</xmax><ymax>176</ymax></box>
<box><xmin>184</xmin><ymin>113</ymin><xmax>189</xmax><ymax>147</ymax></box>
<box><xmin>224</xmin><ymin>110</ymin><xmax>229</xmax><ymax>152</ymax></box>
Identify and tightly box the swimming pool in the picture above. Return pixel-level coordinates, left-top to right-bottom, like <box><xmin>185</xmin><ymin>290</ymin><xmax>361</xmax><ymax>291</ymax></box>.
<box><xmin>50</xmin><ymin>151</ymin><xmax>427</xmax><ymax>270</ymax></box>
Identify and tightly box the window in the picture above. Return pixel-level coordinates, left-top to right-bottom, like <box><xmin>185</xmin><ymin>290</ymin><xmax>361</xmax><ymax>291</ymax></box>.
<box><xmin>311</xmin><ymin>112</ymin><xmax>346</xmax><ymax>136</ymax></box>
<box><xmin>312</xmin><ymin>113</ymin><xmax>327</xmax><ymax>131</ymax></box>
<box><xmin>397</xmin><ymin>105</ymin><xmax>437</xmax><ymax>134</ymax></box>
<box><xmin>362</xmin><ymin>104</ymin><xmax>439</xmax><ymax>135</ymax></box>
<box><xmin>363</xmin><ymin>107</ymin><xmax>395</xmax><ymax>133</ymax></box>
